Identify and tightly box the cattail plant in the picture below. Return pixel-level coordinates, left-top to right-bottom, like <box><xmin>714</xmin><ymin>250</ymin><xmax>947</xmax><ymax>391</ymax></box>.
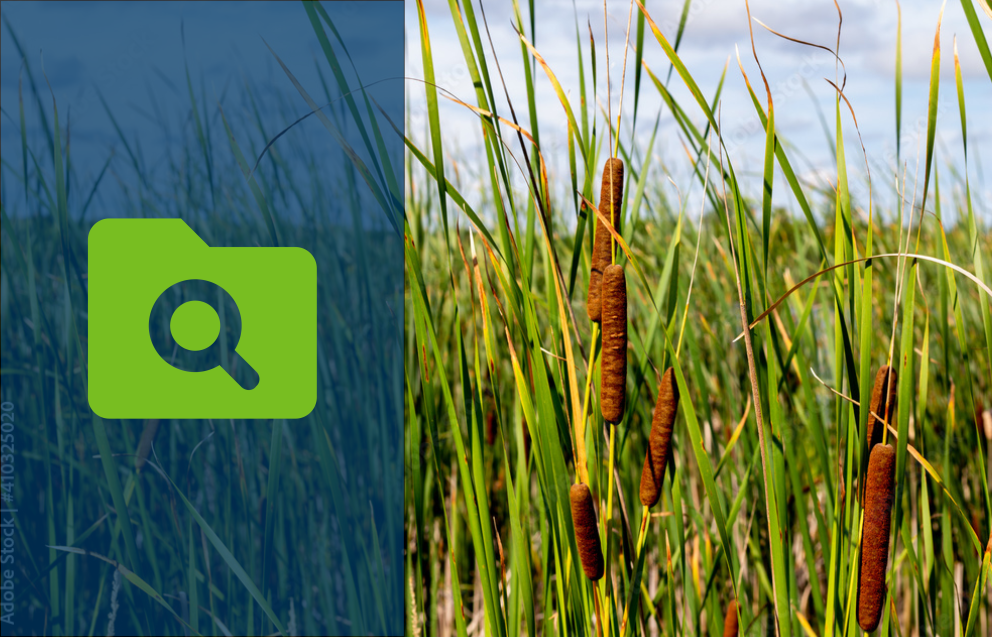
<box><xmin>601</xmin><ymin>264</ymin><xmax>627</xmax><ymax>424</ymax></box>
<box><xmin>587</xmin><ymin>158</ymin><xmax>625</xmax><ymax>322</ymax></box>
<box><xmin>640</xmin><ymin>367</ymin><xmax>679</xmax><ymax>507</ymax></box>
<box><xmin>396</xmin><ymin>2</ymin><xmax>991</xmax><ymax>635</ymax></box>
<box><xmin>858</xmin><ymin>443</ymin><xmax>896</xmax><ymax>632</ymax></box>
<box><xmin>865</xmin><ymin>365</ymin><xmax>897</xmax><ymax>453</ymax></box>
<box><xmin>569</xmin><ymin>482</ymin><xmax>604</xmax><ymax>580</ymax></box>
<box><xmin>485</xmin><ymin>407</ymin><xmax>497</xmax><ymax>446</ymax></box>
<box><xmin>722</xmin><ymin>599</ymin><xmax>738</xmax><ymax>637</ymax></box>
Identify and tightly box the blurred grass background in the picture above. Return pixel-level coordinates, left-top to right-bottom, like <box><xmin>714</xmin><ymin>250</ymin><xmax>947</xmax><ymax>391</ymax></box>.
<box><xmin>0</xmin><ymin>1</ymin><xmax>403</xmax><ymax>635</ymax></box>
<box><xmin>404</xmin><ymin>1</ymin><xmax>991</xmax><ymax>636</ymax></box>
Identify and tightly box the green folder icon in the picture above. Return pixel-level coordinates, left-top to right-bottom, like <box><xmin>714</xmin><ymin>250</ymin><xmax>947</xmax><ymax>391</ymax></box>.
<box><xmin>88</xmin><ymin>219</ymin><xmax>317</xmax><ymax>419</ymax></box>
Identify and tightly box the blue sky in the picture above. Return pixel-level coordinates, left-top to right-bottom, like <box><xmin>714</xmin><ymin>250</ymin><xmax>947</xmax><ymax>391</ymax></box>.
<box><xmin>406</xmin><ymin>0</ymin><xmax>992</xmax><ymax>228</ymax></box>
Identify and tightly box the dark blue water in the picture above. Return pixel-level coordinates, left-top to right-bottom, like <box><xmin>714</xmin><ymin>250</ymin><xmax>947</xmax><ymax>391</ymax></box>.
<box><xmin>1</xmin><ymin>1</ymin><xmax>404</xmax><ymax>230</ymax></box>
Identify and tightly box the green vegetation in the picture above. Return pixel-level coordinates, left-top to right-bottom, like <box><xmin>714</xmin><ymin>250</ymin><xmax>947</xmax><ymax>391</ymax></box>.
<box><xmin>404</xmin><ymin>1</ymin><xmax>992</xmax><ymax>636</ymax></box>
<box><xmin>0</xmin><ymin>2</ymin><xmax>402</xmax><ymax>635</ymax></box>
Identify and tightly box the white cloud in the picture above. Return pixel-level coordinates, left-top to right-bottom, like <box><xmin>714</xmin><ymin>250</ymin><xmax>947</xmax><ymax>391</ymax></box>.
<box><xmin>405</xmin><ymin>0</ymin><xmax>991</xmax><ymax>225</ymax></box>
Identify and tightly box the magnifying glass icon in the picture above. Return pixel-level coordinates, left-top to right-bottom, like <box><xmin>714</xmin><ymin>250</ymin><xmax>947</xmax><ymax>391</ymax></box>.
<box><xmin>149</xmin><ymin>279</ymin><xmax>259</xmax><ymax>390</ymax></box>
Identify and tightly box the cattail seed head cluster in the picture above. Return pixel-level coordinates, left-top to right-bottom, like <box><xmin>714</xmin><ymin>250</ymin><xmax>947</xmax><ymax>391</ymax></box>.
<box><xmin>640</xmin><ymin>367</ymin><xmax>679</xmax><ymax>507</ymax></box>
<box><xmin>587</xmin><ymin>158</ymin><xmax>625</xmax><ymax>322</ymax></box>
<box><xmin>866</xmin><ymin>365</ymin><xmax>897</xmax><ymax>453</ymax></box>
<box><xmin>722</xmin><ymin>600</ymin><xmax>739</xmax><ymax>637</ymax></box>
<box><xmin>569</xmin><ymin>482</ymin><xmax>604</xmax><ymax>580</ymax></box>
<box><xmin>858</xmin><ymin>443</ymin><xmax>896</xmax><ymax>632</ymax></box>
<box><xmin>600</xmin><ymin>264</ymin><xmax>627</xmax><ymax>424</ymax></box>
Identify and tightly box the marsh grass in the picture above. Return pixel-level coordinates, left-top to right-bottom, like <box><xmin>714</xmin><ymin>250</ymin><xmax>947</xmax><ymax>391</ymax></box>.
<box><xmin>0</xmin><ymin>2</ymin><xmax>403</xmax><ymax>635</ymax></box>
<box><xmin>405</xmin><ymin>1</ymin><xmax>992</xmax><ymax>636</ymax></box>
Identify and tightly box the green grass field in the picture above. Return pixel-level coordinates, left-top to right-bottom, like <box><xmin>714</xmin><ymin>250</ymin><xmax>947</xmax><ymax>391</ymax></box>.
<box><xmin>404</xmin><ymin>1</ymin><xmax>992</xmax><ymax>636</ymax></box>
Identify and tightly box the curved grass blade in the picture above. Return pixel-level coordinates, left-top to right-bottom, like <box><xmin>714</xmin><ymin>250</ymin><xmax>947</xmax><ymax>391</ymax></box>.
<box><xmin>217</xmin><ymin>101</ymin><xmax>280</xmax><ymax>247</ymax></box>
<box><xmin>91</xmin><ymin>415</ymin><xmax>141</xmax><ymax>573</ymax></box>
<box><xmin>48</xmin><ymin>545</ymin><xmax>201</xmax><ymax>636</ymax></box>
<box><xmin>735</xmin><ymin>252</ymin><xmax>992</xmax><ymax>341</ymax></box>
<box><xmin>261</xmin><ymin>37</ymin><xmax>396</xmax><ymax>235</ymax></box>
<box><xmin>415</xmin><ymin>0</ymin><xmax>450</xmax><ymax>245</ymax></box>
<box><xmin>958</xmin><ymin>0</ymin><xmax>992</xmax><ymax>82</ymax></box>
<box><xmin>167</xmin><ymin>474</ymin><xmax>288</xmax><ymax>635</ymax></box>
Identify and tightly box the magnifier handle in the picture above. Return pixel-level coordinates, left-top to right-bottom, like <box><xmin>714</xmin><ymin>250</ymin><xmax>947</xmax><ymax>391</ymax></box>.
<box><xmin>221</xmin><ymin>349</ymin><xmax>260</xmax><ymax>390</ymax></box>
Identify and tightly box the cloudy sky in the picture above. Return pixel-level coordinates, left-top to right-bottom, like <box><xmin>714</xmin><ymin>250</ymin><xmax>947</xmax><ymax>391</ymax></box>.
<box><xmin>405</xmin><ymin>0</ymin><xmax>991</xmax><ymax>227</ymax></box>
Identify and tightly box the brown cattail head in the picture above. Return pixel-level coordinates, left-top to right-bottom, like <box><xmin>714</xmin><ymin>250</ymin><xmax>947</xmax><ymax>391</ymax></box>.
<box><xmin>485</xmin><ymin>408</ymin><xmax>497</xmax><ymax>446</ymax></box>
<box><xmin>600</xmin><ymin>264</ymin><xmax>627</xmax><ymax>424</ymax></box>
<box><xmin>722</xmin><ymin>600</ymin><xmax>739</xmax><ymax>637</ymax></box>
<box><xmin>587</xmin><ymin>158</ymin><xmax>625</xmax><ymax>322</ymax></box>
<box><xmin>640</xmin><ymin>367</ymin><xmax>680</xmax><ymax>507</ymax></box>
<box><xmin>865</xmin><ymin>365</ymin><xmax>897</xmax><ymax>453</ymax></box>
<box><xmin>569</xmin><ymin>483</ymin><xmax>604</xmax><ymax>580</ymax></box>
<box><xmin>858</xmin><ymin>443</ymin><xmax>896</xmax><ymax>632</ymax></box>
